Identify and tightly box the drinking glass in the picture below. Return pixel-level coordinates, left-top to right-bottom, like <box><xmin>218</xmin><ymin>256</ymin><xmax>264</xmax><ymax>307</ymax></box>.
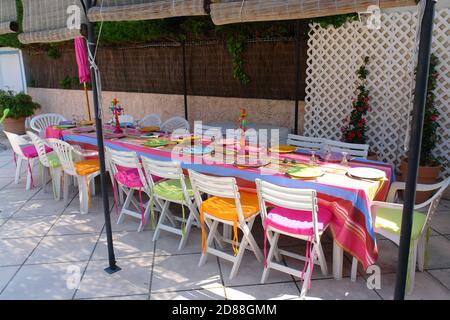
<box><xmin>309</xmin><ymin>150</ymin><xmax>317</xmax><ymax>166</ymax></box>
<box><xmin>341</xmin><ymin>151</ymin><xmax>349</xmax><ymax>166</ymax></box>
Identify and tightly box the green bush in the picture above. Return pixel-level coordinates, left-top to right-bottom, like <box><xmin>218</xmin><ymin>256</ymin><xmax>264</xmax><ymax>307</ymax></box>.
<box><xmin>0</xmin><ymin>89</ymin><xmax>41</xmax><ymax>119</ymax></box>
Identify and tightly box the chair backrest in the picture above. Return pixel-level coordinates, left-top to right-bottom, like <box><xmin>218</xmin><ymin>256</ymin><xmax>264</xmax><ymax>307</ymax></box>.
<box><xmin>106</xmin><ymin>147</ymin><xmax>148</xmax><ymax>190</ymax></box>
<box><xmin>188</xmin><ymin>169</ymin><xmax>249</xmax><ymax>222</ymax></box>
<box><xmin>287</xmin><ymin>134</ymin><xmax>324</xmax><ymax>150</ymax></box>
<box><xmin>322</xmin><ymin>139</ymin><xmax>369</xmax><ymax>158</ymax></box>
<box><xmin>194</xmin><ymin>122</ymin><xmax>223</xmax><ymax>141</ymax></box>
<box><xmin>3</xmin><ymin>130</ymin><xmax>28</xmax><ymax>158</ymax></box>
<box><xmin>30</xmin><ymin>113</ymin><xmax>66</xmax><ymax>136</ymax></box>
<box><xmin>255</xmin><ymin>179</ymin><xmax>319</xmax><ymax>241</ymax></box>
<box><xmin>138</xmin><ymin>114</ymin><xmax>161</xmax><ymax>128</ymax></box>
<box><xmin>160</xmin><ymin>116</ymin><xmax>190</xmax><ymax>133</ymax></box>
<box><xmin>27</xmin><ymin>131</ymin><xmax>51</xmax><ymax>167</ymax></box>
<box><xmin>47</xmin><ymin>138</ymin><xmax>76</xmax><ymax>175</ymax></box>
<box><xmin>119</xmin><ymin>115</ymin><xmax>134</xmax><ymax>125</ymax></box>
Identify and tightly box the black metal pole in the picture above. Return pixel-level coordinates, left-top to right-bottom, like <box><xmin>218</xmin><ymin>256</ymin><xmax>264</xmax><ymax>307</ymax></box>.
<box><xmin>294</xmin><ymin>20</ymin><xmax>301</xmax><ymax>135</ymax></box>
<box><xmin>84</xmin><ymin>0</ymin><xmax>120</xmax><ymax>274</ymax></box>
<box><xmin>394</xmin><ymin>0</ymin><xmax>435</xmax><ymax>300</ymax></box>
<box><xmin>182</xmin><ymin>40</ymin><xmax>188</xmax><ymax>121</ymax></box>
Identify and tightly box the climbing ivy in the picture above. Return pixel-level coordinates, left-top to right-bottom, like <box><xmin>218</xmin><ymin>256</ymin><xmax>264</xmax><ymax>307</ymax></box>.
<box><xmin>226</xmin><ymin>34</ymin><xmax>250</xmax><ymax>84</ymax></box>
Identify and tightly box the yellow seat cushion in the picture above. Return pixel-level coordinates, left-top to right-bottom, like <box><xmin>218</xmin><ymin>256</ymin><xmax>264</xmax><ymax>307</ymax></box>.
<box><xmin>74</xmin><ymin>159</ymin><xmax>100</xmax><ymax>176</ymax></box>
<box><xmin>201</xmin><ymin>192</ymin><xmax>260</xmax><ymax>221</ymax></box>
<box><xmin>375</xmin><ymin>207</ymin><xmax>427</xmax><ymax>240</ymax></box>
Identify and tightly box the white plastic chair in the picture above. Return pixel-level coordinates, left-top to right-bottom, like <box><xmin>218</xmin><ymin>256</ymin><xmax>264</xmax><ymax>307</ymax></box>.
<box><xmin>256</xmin><ymin>179</ymin><xmax>329</xmax><ymax>298</ymax></box>
<box><xmin>138</xmin><ymin>114</ymin><xmax>161</xmax><ymax>128</ymax></box>
<box><xmin>323</xmin><ymin>139</ymin><xmax>369</xmax><ymax>158</ymax></box>
<box><xmin>106</xmin><ymin>148</ymin><xmax>158</xmax><ymax>232</ymax></box>
<box><xmin>48</xmin><ymin>139</ymin><xmax>100</xmax><ymax>214</ymax></box>
<box><xmin>160</xmin><ymin>116</ymin><xmax>190</xmax><ymax>133</ymax></box>
<box><xmin>194</xmin><ymin>122</ymin><xmax>223</xmax><ymax>142</ymax></box>
<box><xmin>351</xmin><ymin>178</ymin><xmax>450</xmax><ymax>294</ymax></box>
<box><xmin>27</xmin><ymin>131</ymin><xmax>63</xmax><ymax>200</ymax></box>
<box><xmin>188</xmin><ymin>169</ymin><xmax>263</xmax><ymax>280</ymax></box>
<box><xmin>118</xmin><ymin>115</ymin><xmax>134</xmax><ymax>125</ymax></box>
<box><xmin>287</xmin><ymin>134</ymin><xmax>324</xmax><ymax>150</ymax></box>
<box><xmin>4</xmin><ymin>130</ymin><xmax>42</xmax><ymax>190</ymax></box>
<box><xmin>30</xmin><ymin>113</ymin><xmax>66</xmax><ymax>137</ymax></box>
<box><xmin>141</xmin><ymin>157</ymin><xmax>198</xmax><ymax>250</ymax></box>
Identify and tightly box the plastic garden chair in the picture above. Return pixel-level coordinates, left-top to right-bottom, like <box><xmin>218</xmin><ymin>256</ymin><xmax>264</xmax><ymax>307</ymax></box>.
<box><xmin>287</xmin><ymin>134</ymin><xmax>324</xmax><ymax>151</ymax></box>
<box><xmin>194</xmin><ymin>122</ymin><xmax>223</xmax><ymax>142</ymax></box>
<box><xmin>188</xmin><ymin>169</ymin><xmax>263</xmax><ymax>280</ymax></box>
<box><xmin>256</xmin><ymin>179</ymin><xmax>330</xmax><ymax>298</ymax></box>
<box><xmin>141</xmin><ymin>157</ymin><xmax>198</xmax><ymax>250</ymax></box>
<box><xmin>30</xmin><ymin>113</ymin><xmax>66</xmax><ymax>137</ymax></box>
<box><xmin>27</xmin><ymin>131</ymin><xmax>62</xmax><ymax>200</ymax></box>
<box><xmin>47</xmin><ymin>139</ymin><xmax>100</xmax><ymax>214</ymax></box>
<box><xmin>322</xmin><ymin>139</ymin><xmax>369</xmax><ymax>158</ymax></box>
<box><xmin>138</xmin><ymin>114</ymin><xmax>161</xmax><ymax>128</ymax></box>
<box><xmin>160</xmin><ymin>116</ymin><xmax>190</xmax><ymax>133</ymax></box>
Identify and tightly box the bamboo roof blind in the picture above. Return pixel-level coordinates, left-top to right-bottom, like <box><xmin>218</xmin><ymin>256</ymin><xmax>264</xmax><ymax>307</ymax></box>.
<box><xmin>87</xmin><ymin>0</ymin><xmax>207</xmax><ymax>22</ymax></box>
<box><xmin>0</xmin><ymin>0</ymin><xmax>18</xmax><ymax>35</ymax></box>
<box><xmin>210</xmin><ymin>0</ymin><xmax>417</xmax><ymax>25</ymax></box>
<box><xmin>18</xmin><ymin>0</ymin><xmax>87</xmax><ymax>44</ymax></box>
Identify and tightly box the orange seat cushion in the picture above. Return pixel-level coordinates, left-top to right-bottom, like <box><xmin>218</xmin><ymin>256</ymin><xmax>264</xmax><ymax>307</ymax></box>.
<box><xmin>201</xmin><ymin>191</ymin><xmax>260</xmax><ymax>221</ymax></box>
<box><xmin>74</xmin><ymin>159</ymin><xmax>100</xmax><ymax>176</ymax></box>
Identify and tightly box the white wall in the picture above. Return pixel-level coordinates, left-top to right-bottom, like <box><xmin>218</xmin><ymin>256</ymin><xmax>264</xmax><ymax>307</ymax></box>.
<box><xmin>0</xmin><ymin>48</ymin><xmax>27</xmax><ymax>93</ymax></box>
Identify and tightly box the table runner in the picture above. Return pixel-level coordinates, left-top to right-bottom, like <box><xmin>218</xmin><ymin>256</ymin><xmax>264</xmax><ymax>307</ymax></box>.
<box><xmin>57</xmin><ymin>130</ymin><xmax>393</xmax><ymax>270</ymax></box>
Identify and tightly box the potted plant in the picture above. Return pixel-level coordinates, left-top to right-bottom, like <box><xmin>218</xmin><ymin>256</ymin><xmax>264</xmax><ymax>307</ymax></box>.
<box><xmin>0</xmin><ymin>89</ymin><xmax>41</xmax><ymax>134</ymax></box>
<box><xmin>400</xmin><ymin>54</ymin><xmax>442</xmax><ymax>203</ymax></box>
<box><xmin>341</xmin><ymin>56</ymin><xmax>377</xmax><ymax>160</ymax></box>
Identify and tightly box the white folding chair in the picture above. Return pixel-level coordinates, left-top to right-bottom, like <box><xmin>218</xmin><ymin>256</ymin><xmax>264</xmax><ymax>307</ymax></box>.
<box><xmin>188</xmin><ymin>169</ymin><xmax>263</xmax><ymax>280</ymax></box>
<box><xmin>30</xmin><ymin>113</ymin><xmax>66</xmax><ymax>137</ymax></box>
<box><xmin>256</xmin><ymin>179</ymin><xmax>330</xmax><ymax>298</ymax></box>
<box><xmin>287</xmin><ymin>134</ymin><xmax>324</xmax><ymax>150</ymax></box>
<box><xmin>4</xmin><ymin>130</ymin><xmax>42</xmax><ymax>190</ymax></box>
<box><xmin>106</xmin><ymin>148</ymin><xmax>157</xmax><ymax>232</ymax></box>
<box><xmin>160</xmin><ymin>116</ymin><xmax>190</xmax><ymax>133</ymax></box>
<box><xmin>351</xmin><ymin>178</ymin><xmax>450</xmax><ymax>294</ymax></box>
<box><xmin>48</xmin><ymin>139</ymin><xmax>100</xmax><ymax>214</ymax></box>
<box><xmin>141</xmin><ymin>157</ymin><xmax>198</xmax><ymax>250</ymax></box>
<box><xmin>27</xmin><ymin>131</ymin><xmax>63</xmax><ymax>200</ymax></box>
<box><xmin>323</xmin><ymin>139</ymin><xmax>369</xmax><ymax>158</ymax></box>
<box><xmin>138</xmin><ymin>114</ymin><xmax>161</xmax><ymax>128</ymax></box>
<box><xmin>193</xmin><ymin>122</ymin><xmax>223</xmax><ymax>142</ymax></box>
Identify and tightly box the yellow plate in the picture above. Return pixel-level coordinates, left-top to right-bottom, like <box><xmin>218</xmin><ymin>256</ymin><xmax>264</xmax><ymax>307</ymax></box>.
<box><xmin>140</xmin><ymin>126</ymin><xmax>160</xmax><ymax>132</ymax></box>
<box><xmin>286</xmin><ymin>165</ymin><xmax>324</xmax><ymax>179</ymax></box>
<box><xmin>270</xmin><ymin>145</ymin><xmax>296</xmax><ymax>154</ymax></box>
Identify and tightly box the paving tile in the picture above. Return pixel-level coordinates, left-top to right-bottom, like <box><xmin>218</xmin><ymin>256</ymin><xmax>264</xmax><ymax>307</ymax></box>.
<box><xmin>376</xmin><ymin>272</ymin><xmax>450</xmax><ymax>300</ymax></box>
<box><xmin>154</xmin><ymin>227</ymin><xmax>203</xmax><ymax>256</ymax></box>
<box><xmin>0</xmin><ymin>178</ymin><xmax>13</xmax><ymax>190</ymax></box>
<box><xmin>302</xmin><ymin>277</ymin><xmax>381</xmax><ymax>300</ymax></box>
<box><xmin>425</xmin><ymin>236</ymin><xmax>450</xmax><ymax>269</ymax></box>
<box><xmin>0</xmin><ymin>198</ymin><xmax>27</xmax><ymax>218</ymax></box>
<box><xmin>0</xmin><ymin>261</ymin><xmax>88</xmax><ymax>300</ymax></box>
<box><xmin>92</xmin><ymin>230</ymin><xmax>154</xmax><ymax>260</ymax></box>
<box><xmin>26</xmin><ymin>234</ymin><xmax>99</xmax><ymax>264</ymax></box>
<box><xmin>0</xmin><ymin>215</ymin><xmax>58</xmax><ymax>239</ymax></box>
<box><xmin>80</xmin><ymin>294</ymin><xmax>149</xmax><ymax>300</ymax></box>
<box><xmin>111</xmin><ymin>215</ymin><xmax>144</xmax><ymax>232</ymax></box>
<box><xmin>0</xmin><ymin>237</ymin><xmax>41</xmax><ymax>267</ymax></box>
<box><xmin>75</xmin><ymin>257</ymin><xmax>152</xmax><ymax>299</ymax></box>
<box><xmin>430</xmin><ymin>210</ymin><xmax>450</xmax><ymax>235</ymax></box>
<box><xmin>48</xmin><ymin>213</ymin><xmax>105</xmax><ymax>236</ymax></box>
<box><xmin>151</xmin><ymin>254</ymin><xmax>222</xmax><ymax>293</ymax></box>
<box><xmin>63</xmin><ymin>194</ymin><xmax>114</xmax><ymax>215</ymax></box>
<box><xmin>0</xmin><ymin>266</ymin><xmax>20</xmax><ymax>293</ymax></box>
<box><xmin>151</xmin><ymin>287</ymin><xmax>226</xmax><ymax>300</ymax></box>
<box><xmin>225</xmin><ymin>282</ymin><xmax>300</xmax><ymax>300</ymax></box>
<box><xmin>428</xmin><ymin>269</ymin><xmax>450</xmax><ymax>290</ymax></box>
<box><xmin>13</xmin><ymin>199</ymin><xmax>68</xmax><ymax>218</ymax></box>
<box><xmin>30</xmin><ymin>186</ymin><xmax>60</xmax><ymax>200</ymax></box>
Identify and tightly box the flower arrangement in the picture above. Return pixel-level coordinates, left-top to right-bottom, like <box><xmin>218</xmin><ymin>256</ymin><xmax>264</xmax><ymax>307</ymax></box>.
<box><xmin>341</xmin><ymin>56</ymin><xmax>371</xmax><ymax>144</ymax></box>
<box><xmin>420</xmin><ymin>53</ymin><xmax>441</xmax><ymax>166</ymax></box>
<box><xmin>109</xmin><ymin>98</ymin><xmax>124</xmax><ymax>134</ymax></box>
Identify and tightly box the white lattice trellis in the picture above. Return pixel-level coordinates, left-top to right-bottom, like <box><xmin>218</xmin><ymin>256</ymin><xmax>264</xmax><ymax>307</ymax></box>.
<box><xmin>305</xmin><ymin>8</ymin><xmax>450</xmax><ymax>174</ymax></box>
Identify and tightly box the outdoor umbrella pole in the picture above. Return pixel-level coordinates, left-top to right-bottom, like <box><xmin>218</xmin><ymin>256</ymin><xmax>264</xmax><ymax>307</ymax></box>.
<box><xmin>182</xmin><ymin>40</ymin><xmax>188</xmax><ymax>121</ymax></box>
<box><xmin>84</xmin><ymin>0</ymin><xmax>120</xmax><ymax>274</ymax></box>
<box><xmin>294</xmin><ymin>20</ymin><xmax>301</xmax><ymax>135</ymax></box>
<box><xmin>394</xmin><ymin>0</ymin><xmax>436</xmax><ymax>300</ymax></box>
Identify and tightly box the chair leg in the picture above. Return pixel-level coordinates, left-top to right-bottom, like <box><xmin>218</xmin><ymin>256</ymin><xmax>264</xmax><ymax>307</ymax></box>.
<box><xmin>52</xmin><ymin>167</ymin><xmax>62</xmax><ymax>200</ymax></box>
<box><xmin>351</xmin><ymin>257</ymin><xmax>358</xmax><ymax>282</ymax></box>
<box><xmin>316</xmin><ymin>241</ymin><xmax>328</xmax><ymax>276</ymax></box>
<box><xmin>14</xmin><ymin>156</ymin><xmax>22</xmax><ymax>184</ymax></box>
<box><xmin>41</xmin><ymin>165</ymin><xmax>48</xmax><ymax>191</ymax></box>
<box><xmin>261</xmin><ymin>231</ymin><xmax>280</xmax><ymax>284</ymax></box>
<box><xmin>178</xmin><ymin>207</ymin><xmax>195</xmax><ymax>250</ymax></box>
<box><xmin>417</xmin><ymin>235</ymin><xmax>426</xmax><ymax>272</ymax></box>
<box><xmin>198</xmin><ymin>219</ymin><xmax>218</xmax><ymax>267</ymax></box>
<box><xmin>138</xmin><ymin>198</ymin><xmax>153</xmax><ymax>232</ymax></box>
<box><xmin>300</xmin><ymin>245</ymin><xmax>317</xmax><ymax>299</ymax></box>
<box><xmin>63</xmin><ymin>173</ymin><xmax>70</xmax><ymax>204</ymax></box>
<box><xmin>25</xmin><ymin>158</ymin><xmax>35</xmax><ymax>191</ymax></box>
<box><xmin>77</xmin><ymin>176</ymin><xmax>89</xmax><ymax>214</ymax></box>
<box><xmin>229</xmin><ymin>233</ymin><xmax>250</xmax><ymax>280</ymax></box>
<box><xmin>89</xmin><ymin>176</ymin><xmax>96</xmax><ymax>196</ymax></box>
<box><xmin>408</xmin><ymin>241</ymin><xmax>418</xmax><ymax>295</ymax></box>
<box><xmin>152</xmin><ymin>201</ymin><xmax>170</xmax><ymax>242</ymax></box>
<box><xmin>241</xmin><ymin>219</ymin><xmax>263</xmax><ymax>262</ymax></box>
<box><xmin>117</xmin><ymin>188</ymin><xmax>134</xmax><ymax>225</ymax></box>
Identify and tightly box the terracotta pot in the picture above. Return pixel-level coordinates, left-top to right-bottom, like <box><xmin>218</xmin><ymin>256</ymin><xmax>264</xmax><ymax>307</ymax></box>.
<box><xmin>2</xmin><ymin>117</ymin><xmax>26</xmax><ymax>135</ymax></box>
<box><xmin>367</xmin><ymin>151</ymin><xmax>378</xmax><ymax>161</ymax></box>
<box><xmin>400</xmin><ymin>158</ymin><xmax>441</xmax><ymax>204</ymax></box>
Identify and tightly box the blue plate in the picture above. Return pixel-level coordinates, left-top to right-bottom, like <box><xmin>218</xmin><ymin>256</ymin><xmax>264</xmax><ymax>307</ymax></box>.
<box><xmin>183</xmin><ymin>146</ymin><xmax>214</xmax><ymax>155</ymax></box>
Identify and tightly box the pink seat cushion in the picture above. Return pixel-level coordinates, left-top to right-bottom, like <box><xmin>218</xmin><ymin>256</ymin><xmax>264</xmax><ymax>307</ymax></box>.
<box><xmin>265</xmin><ymin>205</ymin><xmax>332</xmax><ymax>236</ymax></box>
<box><xmin>21</xmin><ymin>144</ymin><xmax>52</xmax><ymax>159</ymax></box>
<box><xmin>114</xmin><ymin>168</ymin><xmax>162</xmax><ymax>188</ymax></box>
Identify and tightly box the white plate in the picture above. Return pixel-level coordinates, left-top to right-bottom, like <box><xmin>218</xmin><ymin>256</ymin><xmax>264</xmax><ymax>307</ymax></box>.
<box><xmin>347</xmin><ymin>167</ymin><xmax>386</xmax><ymax>180</ymax></box>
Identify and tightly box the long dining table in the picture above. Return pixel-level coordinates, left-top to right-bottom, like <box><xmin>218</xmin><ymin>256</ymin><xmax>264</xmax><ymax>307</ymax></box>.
<box><xmin>46</xmin><ymin>125</ymin><xmax>394</xmax><ymax>279</ymax></box>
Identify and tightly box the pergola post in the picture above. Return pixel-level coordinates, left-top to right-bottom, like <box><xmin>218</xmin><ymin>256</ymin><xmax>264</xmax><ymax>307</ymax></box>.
<box><xmin>394</xmin><ymin>0</ymin><xmax>436</xmax><ymax>300</ymax></box>
<box><xmin>84</xmin><ymin>0</ymin><xmax>120</xmax><ymax>274</ymax></box>
<box><xmin>182</xmin><ymin>40</ymin><xmax>188</xmax><ymax>121</ymax></box>
<box><xmin>294</xmin><ymin>20</ymin><xmax>301</xmax><ymax>135</ymax></box>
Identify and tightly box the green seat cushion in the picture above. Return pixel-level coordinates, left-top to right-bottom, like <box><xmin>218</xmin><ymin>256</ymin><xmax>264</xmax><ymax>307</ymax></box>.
<box><xmin>153</xmin><ymin>179</ymin><xmax>194</xmax><ymax>201</ymax></box>
<box><xmin>47</xmin><ymin>153</ymin><xmax>61</xmax><ymax>168</ymax></box>
<box><xmin>375</xmin><ymin>207</ymin><xmax>427</xmax><ymax>240</ymax></box>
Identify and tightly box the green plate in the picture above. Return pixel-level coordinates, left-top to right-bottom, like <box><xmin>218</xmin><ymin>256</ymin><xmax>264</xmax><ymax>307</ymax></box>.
<box><xmin>143</xmin><ymin>139</ymin><xmax>169</xmax><ymax>148</ymax></box>
<box><xmin>55</xmin><ymin>124</ymin><xmax>76</xmax><ymax>129</ymax></box>
<box><xmin>286</xmin><ymin>165</ymin><xmax>324</xmax><ymax>179</ymax></box>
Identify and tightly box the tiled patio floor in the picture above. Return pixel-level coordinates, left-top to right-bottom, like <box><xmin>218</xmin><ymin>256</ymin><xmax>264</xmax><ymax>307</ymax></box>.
<box><xmin>0</xmin><ymin>148</ymin><xmax>449</xmax><ymax>300</ymax></box>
